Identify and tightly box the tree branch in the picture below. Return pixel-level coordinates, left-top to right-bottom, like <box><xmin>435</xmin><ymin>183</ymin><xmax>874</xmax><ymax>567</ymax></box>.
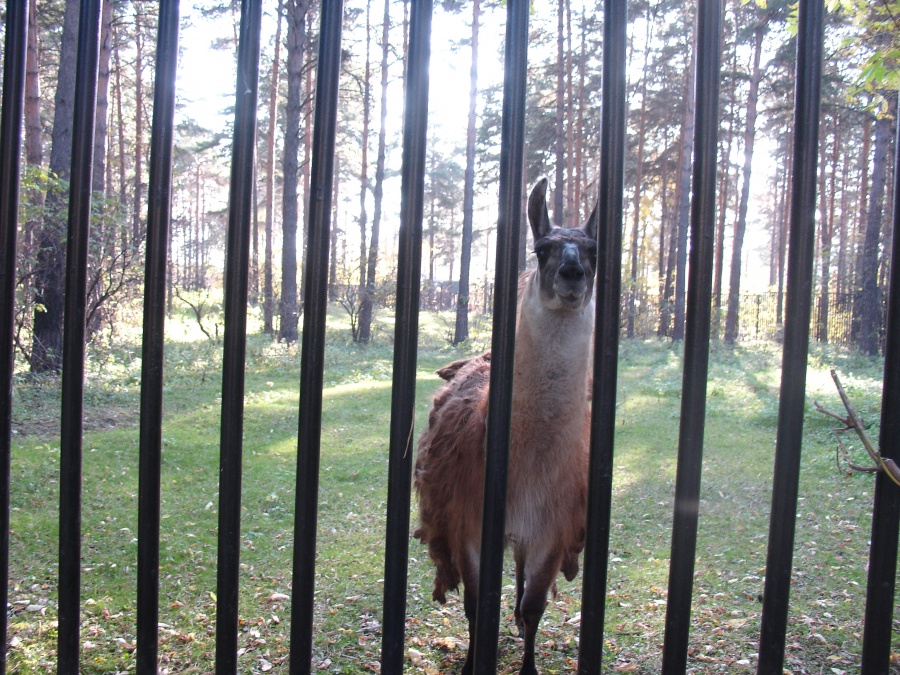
<box><xmin>814</xmin><ymin>369</ymin><xmax>900</xmax><ymax>487</ymax></box>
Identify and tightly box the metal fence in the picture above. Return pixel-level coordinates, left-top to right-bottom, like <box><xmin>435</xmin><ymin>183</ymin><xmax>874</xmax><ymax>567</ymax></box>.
<box><xmin>1</xmin><ymin>1</ymin><xmax>899</xmax><ymax>675</ymax></box>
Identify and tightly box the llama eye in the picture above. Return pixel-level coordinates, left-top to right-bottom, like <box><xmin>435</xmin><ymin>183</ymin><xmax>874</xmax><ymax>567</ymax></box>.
<box><xmin>534</xmin><ymin>245</ymin><xmax>550</xmax><ymax>262</ymax></box>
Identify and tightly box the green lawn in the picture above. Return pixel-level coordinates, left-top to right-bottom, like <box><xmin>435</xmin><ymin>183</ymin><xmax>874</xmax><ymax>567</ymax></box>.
<box><xmin>7</xmin><ymin>304</ymin><xmax>894</xmax><ymax>673</ymax></box>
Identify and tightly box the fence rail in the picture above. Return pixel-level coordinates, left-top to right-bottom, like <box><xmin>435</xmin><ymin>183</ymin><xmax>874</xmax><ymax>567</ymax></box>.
<box><xmin>1</xmin><ymin>0</ymin><xmax>899</xmax><ymax>674</ymax></box>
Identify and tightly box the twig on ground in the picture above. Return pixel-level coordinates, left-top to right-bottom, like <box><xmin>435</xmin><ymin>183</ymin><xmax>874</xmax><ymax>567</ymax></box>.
<box><xmin>814</xmin><ymin>369</ymin><xmax>900</xmax><ymax>487</ymax></box>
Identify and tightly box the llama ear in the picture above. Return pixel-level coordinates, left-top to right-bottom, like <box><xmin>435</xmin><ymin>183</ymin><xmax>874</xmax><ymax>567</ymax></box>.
<box><xmin>582</xmin><ymin>196</ymin><xmax>600</xmax><ymax>241</ymax></box>
<box><xmin>528</xmin><ymin>177</ymin><xmax>553</xmax><ymax>241</ymax></box>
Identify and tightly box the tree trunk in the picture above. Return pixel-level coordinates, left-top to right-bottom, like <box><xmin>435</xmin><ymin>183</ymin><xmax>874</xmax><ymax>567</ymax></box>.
<box><xmin>662</xmin><ymin>174</ymin><xmax>678</xmax><ymax>337</ymax></box>
<box><xmin>300</xmin><ymin>34</ymin><xmax>315</xmax><ymax>298</ymax></box>
<box><xmin>279</xmin><ymin>0</ymin><xmax>308</xmax><ymax>343</ymax></box>
<box><xmin>167</xmin><ymin>221</ymin><xmax>173</xmax><ymax>315</ymax></box>
<box><xmin>856</xmin><ymin>97</ymin><xmax>894</xmax><ymax>355</ymax></box>
<box><xmin>329</xmin><ymin>154</ymin><xmax>340</xmax><ymax>301</ymax></box>
<box><xmin>453</xmin><ymin>0</ymin><xmax>481</xmax><ymax>344</ymax></box>
<box><xmin>627</xmin><ymin>15</ymin><xmax>652</xmax><ymax>339</ymax></box>
<box><xmin>776</xmin><ymin>129</ymin><xmax>792</xmax><ymax>326</ymax></box>
<box><xmin>712</xmin><ymin>32</ymin><xmax>737</xmax><ymax>340</ymax></box>
<box><xmin>92</xmin><ymin>0</ymin><xmax>114</xmax><ymax>194</ymax></box>
<box><xmin>358</xmin><ymin>0</ymin><xmax>392</xmax><ymax>343</ymax></box>
<box><xmin>817</xmin><ymin>124</ymin><xmax>839</xmax><ymax>343</ymax></box>
<box><xmin>194</xmin><ymin>164</ymin><xmax>202</xmax><ymax>287</ymax></box>
<box><xmin>356</xmin><ymin>0</ymin><xmax>372</xmax><ymax>340</ymax></box>
<box><xmin>848</xmin><ymin>113</ymin><xmax>872</xmax><ymax>337</ymax></box>
<box><xmin>565</xmin><ymin>0</ymin><xmax>574</xmax><ymax>218</ymax></box>
<box><xmin>24</xmin><ymin>0</ymin><xmax>42</xmax><ymax>171</ymax></box>
<box><xmin>672</xmin><ymin>25</ymin><xmax>696</xmax><ymax>341</ymax></box>
<box><xmin>428</xmin><ymin>151</ymin><xmax>436</xmax><ymax>285</ymax></box>
<box><xmin>768</xmin><ymin>161</ymin><xmax>783</xmax><ymax>288</ymax></box>
<box><xmin>724</xmin><ymin>24</ymin><xmax>764</xmax><ymax>344</ymax></box>
<box><xmin>658</xmin><ymin>123</ymin><xmax>671</xmax><ymax>337</ymax></box>
<box><xmin>22</xmin><ymin>0</ymin><xmax>43</xmax><ymax>306</ymax></box>
<box><xmin>132</xmin><ymin>3</ymin><xmax>145</xmax><ymax>245</ymax></box>
<box><xmin>882</xmin><ymin>155</ymin><xmax>894</xmax><ymax>290</ymax></box>
<box><xmin>251</xmin><ymin>164</ymin><xmax>259</xmax><ymax>304</ymax></box>
<box><xmin>32</xmin><ymin>0</ymin><xmax>80</xmax><ymax>373</ymax></box>
<box><xmin>836</xmin><ymin>131</ymin><xmax>851</xmax><ymax>297</ymax></box>
<box><xmin>113</xmin><ymin>32</ymin><xmax>127</xmax><ymax>239</ymax></box>
<box><xmin>84</xmin><ymin>0</ymin><xmax>115</xmax><ymax>340</ymax></box>
<box><xmin>263</xmin><ymin>0</ymin><xmax>284</xmax><ymax>333</ymax></box>
<box><xmin>554</xmin><ymin>0</ymin><xmax>565</xmax><ymax>221</ymax></box>
<box><xmin>575</xmin><ymin>5</ymin><xmax>586</xmax><ymax>220</ymax></box>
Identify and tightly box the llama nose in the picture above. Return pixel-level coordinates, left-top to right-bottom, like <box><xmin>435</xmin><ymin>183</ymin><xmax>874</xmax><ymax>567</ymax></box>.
<box><xmin>558</xmin><ymin>261</ymin><xmax>585</xmax><ymax>282</ymax></box>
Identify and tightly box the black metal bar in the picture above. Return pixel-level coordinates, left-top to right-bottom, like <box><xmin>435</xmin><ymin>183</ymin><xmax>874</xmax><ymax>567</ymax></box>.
<box><xmin>57</xmin><ymin>1</ymin><xmax>102</xmax><ymax>670</ymax></box>
<box><xmin>0</xmin><ymin>2</ymin><xmax>29</xmax><ymax>672</ymax></box>
<box><xmin>471</xmin><ymin>0</ymin><xmax>528</xmax><ymax>671</ymax></box>
<box><xmin>661</xmin><ymin>1</ymin><xmax>722</xmax><ymax>671</ymax></box>
<box><xmin>136</xmin><ymin>1</ymin><xmax>179</xmax><ymax>673</ymax></box>
<box><xmin>757</xmin><ymin>0</ymin><xmax>823</xmax><ymax>671</ymax></box>
<box><xmin>860</xmin><ymin>108</ymin><xmax>900</xmax><ymax>675</ymax></box>
<box><xmin>577</xmin><ymin>0</ymin><xmax>626</xmax><ymax>671</ymax></box>
<box><xmin>289</xmin><ymin>0</ymin><xmax>343</xmax><ymax>670</ymax></box>
<box><xmin>214</xmin><ymin>1</ymin><xmax>262</xmax><ymax>672</ymax></box>
<box><xmin>379</xmin><ymin>0</ymin><xmax>432</xmax><ymax>669</ymax></box>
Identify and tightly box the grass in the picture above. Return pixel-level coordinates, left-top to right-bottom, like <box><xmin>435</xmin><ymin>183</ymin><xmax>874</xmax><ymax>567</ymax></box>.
<box><xmin>6</xmin><ymin>302</ymin><xmax>896</xmax><ymax>673</ymax></box>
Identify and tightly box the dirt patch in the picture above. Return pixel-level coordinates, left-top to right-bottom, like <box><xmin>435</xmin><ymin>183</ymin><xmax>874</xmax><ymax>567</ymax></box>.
<box><xmin>12</xmin><ymin>401</ymin><xmax>139</xmax><ymax>439</ymax></box>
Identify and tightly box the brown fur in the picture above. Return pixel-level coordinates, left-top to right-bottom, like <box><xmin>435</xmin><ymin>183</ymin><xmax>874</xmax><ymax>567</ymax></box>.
<box><xmin>414</xmin><ymin>177</ymin><xmax>598</xmax><ymax>675</ymax></box>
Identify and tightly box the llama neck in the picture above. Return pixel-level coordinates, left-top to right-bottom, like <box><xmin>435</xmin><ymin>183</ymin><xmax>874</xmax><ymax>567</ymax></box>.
<box><xmin>512</xmin><ymin>273</ymin><xmax>594</xmax><ymax>422</ymax></box>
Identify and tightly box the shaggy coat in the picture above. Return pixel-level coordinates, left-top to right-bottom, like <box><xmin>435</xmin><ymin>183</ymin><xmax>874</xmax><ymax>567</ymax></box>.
<box><xmin>414</xmin><ymin>177</ymin><xmax>597</xmax><ymax>675</ymax></box>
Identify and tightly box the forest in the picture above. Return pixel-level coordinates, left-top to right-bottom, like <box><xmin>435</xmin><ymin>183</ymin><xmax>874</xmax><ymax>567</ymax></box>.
<box><xmin>3</xmin><ymin>0</ymin><xmax>899</xmax><ymax>370</ymax></box>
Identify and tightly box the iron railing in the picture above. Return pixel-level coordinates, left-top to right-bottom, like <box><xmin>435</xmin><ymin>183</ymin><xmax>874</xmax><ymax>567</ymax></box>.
<box><xmin>1</xmin><ymin>0</ymin><xmax>898</xmax><ymax>674</ymax></box>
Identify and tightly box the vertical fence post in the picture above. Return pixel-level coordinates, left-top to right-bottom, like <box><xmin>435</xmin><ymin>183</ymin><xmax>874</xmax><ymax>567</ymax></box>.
<box><xmin>57</xmin><ymin>1</ymin><xmax>102</xmax><ymax>670</ymax></box>
<box><xmin>136</xmin><ymin>1</ymin><xmax>179</xmax><ymax>672</ymax></box>
<box><xmin>471</xmin><ymin>0</ymin><xmax>528</xmax><ymax>671</ymax></box>
<box><xmin>660</xmin><ymin>0</ymin><xmax>722</xmax><ymax>672</ymax></box>
<box><xmin>860</xmin><ymin>111</ymin><xmax>900</xmax><ymax>675</ymax></box>
<box><xmin>577</xmin><ymin>0</ymin><xmax>626</xmax><ymax>672</ymax></box>
<box><xmin>289</xmin><ymin>0</ymin><xmax>343</xmax><ymax>671</ymax></box>
<box><xmin>214</xmin><ymin>1</ymin><xmax>262</xmax><ymax>672</ymax></box>
<box><xmin>379</xmin><ymin>0</ymin><xmax>432</xmax><ymax>669</ymax></box>
<box><xmin>756</xmin><ymin>0</ymin><xmax>823</xmax><ymax>671</ymax></box>
<box><xmin>0</xmin><ymin>2</ymin><xmax>29</xmax><ymax>672</ymax></box>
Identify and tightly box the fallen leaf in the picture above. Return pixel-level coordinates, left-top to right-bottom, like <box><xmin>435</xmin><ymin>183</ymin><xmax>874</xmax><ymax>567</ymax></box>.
<box><xmin>432</xmin><ymin>636</ymin><xmax>459</xmax><ymax>651</ymax></box>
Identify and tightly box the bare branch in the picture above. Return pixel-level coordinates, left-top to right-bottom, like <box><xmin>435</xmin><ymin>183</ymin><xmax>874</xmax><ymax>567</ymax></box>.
<box><xmin>816</xmin><ymin>369</ymin><xmax>900</xmax><ymax>488</ymax></box>
<box><xmin>174</xmin><ymin>286</ymin><xmax>216</xmax><ymax>342</ymax></box>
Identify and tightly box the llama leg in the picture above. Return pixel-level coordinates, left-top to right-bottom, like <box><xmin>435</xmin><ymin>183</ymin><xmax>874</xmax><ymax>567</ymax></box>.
<box><xmin>517</xmin><ymin>551</ymin><xmax>562</xmax><ymax>675</ymax></box>
<box><xmin>513</xmin><ymin>548</ymin><xmax>526</xmax><ymax>636</ymax></box>
<box><xmin>460</xmin><ymin>548</ymin><xmax>480</xmax><ymax>675</ymax></box>
<box><xmin>461</xmin><ymin>584</ymin><xmax>477</xmax><ymax>675</ymax></box>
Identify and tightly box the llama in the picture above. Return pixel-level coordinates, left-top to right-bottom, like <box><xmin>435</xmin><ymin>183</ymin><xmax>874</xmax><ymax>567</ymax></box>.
<box><xmin>414</xmin><ymin>177</ymin><xmax>597</xmax><ymax>675</ymax></box>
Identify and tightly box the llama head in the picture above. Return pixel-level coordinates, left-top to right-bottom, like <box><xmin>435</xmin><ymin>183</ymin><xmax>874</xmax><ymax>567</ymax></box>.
<box><xmin>527</xmin><ymin>177</ymin><xmax>599</xmax><ymax>312</ymax></box>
